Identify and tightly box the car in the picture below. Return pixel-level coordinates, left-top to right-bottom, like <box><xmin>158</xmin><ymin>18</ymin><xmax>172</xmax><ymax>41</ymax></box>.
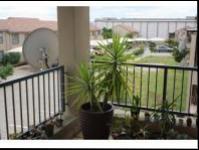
<box><xmin>156</xmin><ymin>45</ymin><xmax>173</xmax><ymax>53</ymax></box>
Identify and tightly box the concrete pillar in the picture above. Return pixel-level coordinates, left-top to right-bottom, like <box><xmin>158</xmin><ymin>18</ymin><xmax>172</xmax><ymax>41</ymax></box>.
<box><xmin>57</xmin><ymin>7</ymin><xmax>89</xmax><ymax>74</ymax></box>
<box><xmin>186</xmin><ymin>33</ymin><xmax>197</xmax><ymax>112</ymax></box>
<box><xmin>57</xmin><ymin>7</ymin><xmax>90</xmax><ymax>114</ymax></box>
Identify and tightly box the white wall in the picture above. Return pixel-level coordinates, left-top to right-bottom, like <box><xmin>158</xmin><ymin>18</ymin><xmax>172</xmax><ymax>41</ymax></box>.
<box><xmin>148</xmin><ymin>22</ymin><xmax>157</xmax><ymax>38</ymax></box>
<box><xmin>95</xmin><ymin>20</ymin><xmax>197</xmax><ymax>39</ymax></box>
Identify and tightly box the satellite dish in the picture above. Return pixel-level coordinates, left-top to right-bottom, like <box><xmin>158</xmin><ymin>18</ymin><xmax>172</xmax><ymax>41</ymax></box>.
<box><xmin>23</xmin><ymin>28</ymin><xmax>59</xmax><ymax>70</ymax></box>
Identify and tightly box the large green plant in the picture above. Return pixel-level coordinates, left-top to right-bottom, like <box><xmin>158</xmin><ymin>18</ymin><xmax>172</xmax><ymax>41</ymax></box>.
<box><xmin>68</xmin><ymin>35</ymin><xmax>134</xmax><ymax>112</ymax></box>
<box><xmin>94</xmin><ymin>34</ymin><xmax>134</xmax><ymax>105</ymax></box>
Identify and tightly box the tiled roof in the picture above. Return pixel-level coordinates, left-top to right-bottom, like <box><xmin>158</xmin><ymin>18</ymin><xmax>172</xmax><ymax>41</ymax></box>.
<box><xmin>90</xmin><ymin>22</ymin><xmax>101</xmax><ymax>31</ymax></box>
<box><xmin>0</xmin><ymin>17</ymin><xmax>57</xmax><ymax>33</ymax></box>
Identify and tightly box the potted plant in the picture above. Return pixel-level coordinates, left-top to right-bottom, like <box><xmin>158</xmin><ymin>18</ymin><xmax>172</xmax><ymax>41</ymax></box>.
<box><xmin>130</xmin><ymin>95</ymin><xmax>141</xmax><ymax>121</ymax></box>
<box><xmin>68</xmin><ymin>35</ymin><xmax>134</xmax><ymax>139</ymax></box>
<box><xmin>144</xmin><ymin>112</ymin><xmax>151</xmax><ymax>122</ymax></box>
<box><xmin>45</xmin><ymin>120</ymin><xmax>55</xmax><ymax>138</ymax></box>
<box><xmin>54</xmin><ymin>117</ymin><xmax>64</xmax><ymax>128</ymax></box>
<box><xmin>186</xmin><ymin>117</ymin><xmax>192</xmax><ymax>127</ymax></box>
<box><xmin>178</xmin><ymin>118</ymin><xmax>184</xmax><ymax>127</ymax></box>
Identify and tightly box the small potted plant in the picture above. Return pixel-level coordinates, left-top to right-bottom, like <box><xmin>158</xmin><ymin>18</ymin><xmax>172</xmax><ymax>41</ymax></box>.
<box><xmin>130</xmin><ymin>95</ymin><xmax>141</xmax><ymax>121</ymax></box>
<box><xmin>186</xmin><ymin>117</ymin><xmax>192</xmax><ymax>127</ymax></box>
<box><xmin>54</xmin><ymin>117</ymin><xmax>64</xmax><ymax>128</ymax></box>
<box><xmin>178</xmin><ymin>118</ymin><xmax>184</xmax><ymax>127</ymax></box>
<box><xmin>153</xmin><ymin>113</ymin><xmax>160</xmax><ymax>123</ymax></box>
<box><xmin>45</xmin><ymin>119</ymin><xmax>55</xmax><ymax>138</ymax></box>
<box><xmin>144</xmin><ymin>112</ymin><xmax>151</xmax><ymax>122</ymax></box>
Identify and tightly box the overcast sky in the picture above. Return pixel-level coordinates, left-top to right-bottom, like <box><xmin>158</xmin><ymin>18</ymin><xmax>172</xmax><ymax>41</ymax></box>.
<box><xmin>0</xmin><ymin>2</ymin><xmax>197</xmax><ymax>22</ymax></box>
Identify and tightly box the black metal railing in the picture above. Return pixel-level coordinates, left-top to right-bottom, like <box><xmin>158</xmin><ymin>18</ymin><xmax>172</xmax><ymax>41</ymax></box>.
<box><xmin>93</xmin><ymin>61</ymin><xmax>198</xmax><ymax>118</ymax></box>
<box><xmin>0</xmin><ymin>66</ymin><xmax>65</xmax><ymax>139</ymax></box>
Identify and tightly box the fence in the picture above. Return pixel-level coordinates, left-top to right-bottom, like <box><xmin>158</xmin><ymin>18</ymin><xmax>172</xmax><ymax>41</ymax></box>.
<box><xmin>93</xmin><ymin>61</ymin><xmax>198</xmax><ymax>117</ymax></box>
<box><xmin>0</xmin><ymin>66</ymin><xmax>65</xmax><ymax>139</ymax></box>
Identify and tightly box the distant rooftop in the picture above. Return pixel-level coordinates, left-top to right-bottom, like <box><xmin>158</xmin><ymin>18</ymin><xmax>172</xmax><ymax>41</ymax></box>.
<box><xmin>0</xmin><ymin>17</ymin><xmax>100</xmax><ymax>33</ymax></box>
<box><xmin>0</xmin><ymin>17</ymin><xmax>57</xmax><ymax>33</ymax></box>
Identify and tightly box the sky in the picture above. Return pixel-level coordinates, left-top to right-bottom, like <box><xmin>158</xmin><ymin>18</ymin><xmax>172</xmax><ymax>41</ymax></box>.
<box><xmin>0</xmin><ymin>2</ymin><xmax>197</xmax><ymax>22</ymax></box>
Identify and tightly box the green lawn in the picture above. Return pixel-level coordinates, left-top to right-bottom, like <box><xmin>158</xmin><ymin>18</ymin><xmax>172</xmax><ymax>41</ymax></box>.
<box><xmin>134</xmin><ymin>55</ymin><xmax>179</xmax><ymax>66</ymax></box>
<box><xmin>115</xmin><ymin>55</ymin><xmax>189</xmax><ymax>112</ymax></box>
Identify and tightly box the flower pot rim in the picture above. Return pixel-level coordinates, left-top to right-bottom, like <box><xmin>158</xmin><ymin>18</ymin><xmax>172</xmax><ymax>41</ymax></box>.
<box><xmin>80</xmin><ymin>102</ymin><xmax>113</xmax><ymax>114</ymax></box>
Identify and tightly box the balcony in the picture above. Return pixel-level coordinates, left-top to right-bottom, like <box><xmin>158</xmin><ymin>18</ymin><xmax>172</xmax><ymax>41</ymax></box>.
<box><xmin>0</xmin><ymin>7</ymin><xmax>198</xmax><ymax>140</ymax></box>
<box><xmin>0</xmin><ymin>61</ymin><xmax>197</xmax><ymax>139</ymax></box>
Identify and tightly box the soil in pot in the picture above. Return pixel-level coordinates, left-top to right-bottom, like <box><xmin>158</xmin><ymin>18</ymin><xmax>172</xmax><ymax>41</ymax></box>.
<box><xmin>80</xmin><ymin>102</ymin><xmax>114</xmax><ymax>139</ymax></box>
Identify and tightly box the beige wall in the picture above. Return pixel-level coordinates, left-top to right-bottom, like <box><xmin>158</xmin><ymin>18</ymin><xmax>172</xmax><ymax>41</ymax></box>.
<box><xmin>0</xmin><ymin>31</ymin><xmax>27</xmax><ymax>51</ymax></box>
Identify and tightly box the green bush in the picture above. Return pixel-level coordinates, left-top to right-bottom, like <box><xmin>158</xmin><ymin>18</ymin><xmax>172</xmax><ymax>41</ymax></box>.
<box><xmin>172</xmin><ymin>47</ymin><xmax>189</xmax><ymax>62</ymax></box>
<box><xmin>102</xmin><ymin>27</ymin><xmax>112</xmax><ymax>39</ymax></box>
<box><xmin>132</xmin><ymin>45</ymin><xmax>144</xmax><ymax>56</ymax></box>
<box><xmin>126</xmin><ymin>42</ymin><xmax>133</xmax><ymax>50</ymax></box>
<box><xmin>0</xmin><ymin>64</ymin><xmax>13</xmax><ymax>80</ymax></box>
<box><xmin>125</xmin><ymin>33</ymin><xmax>133</xmax><ymax>38</ymax></box>
<box><xmin>0</xmin><ymin>52</ymin><xmax>21</xmax><ymax>65</ymax></box>
<box><xmin>148</xmin><ymin>42</ymin><xmax>156</xmax><ymax>52</ymax></box>
<box><xmin>8</xmin><ymin>52</ymin><xmax>21</xmax><ymax>64</ymax></box>
<box><xmin>165</xmin><ymin>39</ymin><xmax>179</xmax><ymax>48</ymax></box>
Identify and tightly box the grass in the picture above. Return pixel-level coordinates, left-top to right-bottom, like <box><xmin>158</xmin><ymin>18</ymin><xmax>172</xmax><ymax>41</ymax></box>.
<box><xmin>114</xmin><ymin>55</ymin><xmax>189</xmax><ymax>112</ymax></box>
<box><xmin>134</xmin><ymin>55</ymin><xmax>179</xmax><ymax>66</ymax></box>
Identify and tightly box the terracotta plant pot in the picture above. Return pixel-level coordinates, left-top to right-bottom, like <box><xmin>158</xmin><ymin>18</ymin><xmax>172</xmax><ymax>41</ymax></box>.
<box><xmin>80</xmin><ymin>102</ymin><xmax>113</xmax><ymax>139</ymax></box>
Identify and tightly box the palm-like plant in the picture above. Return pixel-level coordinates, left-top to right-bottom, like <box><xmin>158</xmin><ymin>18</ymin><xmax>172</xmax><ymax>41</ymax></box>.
<box><xmin>68</xmin><ymin>63</ymin><xmax>102</xmax><ymax>112</ymax></box>
<box><xmin>68</xmin><ymin>34</ymin><xmax>134</xmax><ymax>112</ymax></box>
<box><xmin>93</xmin><ymin>34</ymin><xmax>134</xmax><ymax>105</ymax></box>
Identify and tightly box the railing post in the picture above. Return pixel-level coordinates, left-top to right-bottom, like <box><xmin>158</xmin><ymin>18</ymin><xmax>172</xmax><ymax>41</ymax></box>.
<box><xmin>162</xmin><ymin>68</ymin><xmax>168</xmax><ymax>107</ymax></box>
<box><xmin>60</xmin><ymin>66</ymin><xmax>65</xmax><ymax>112</ymax></box>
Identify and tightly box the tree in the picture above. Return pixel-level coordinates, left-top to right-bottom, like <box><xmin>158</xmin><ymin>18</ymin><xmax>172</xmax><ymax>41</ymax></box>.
<box><xmin>101</xmin><ymin>27</ymin><xmax>112</xmax><ymax>39</ymax></box>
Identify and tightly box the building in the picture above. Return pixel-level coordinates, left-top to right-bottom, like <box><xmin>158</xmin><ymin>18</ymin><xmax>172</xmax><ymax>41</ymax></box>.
<box><xmin>0</xmin><ymin>17</ymin><xmax>100</xmax><ymax>51</ymax></box>
<box><xmin>0</xmin><ymin>17</ymin><xmax>57</xmax><ymax>51</ymax></box>
<box><xmin>95</xmin><ymin>17</ymin><xmax>197</xmax><ymax>39</ymax></box>
<box><xmin>90</xmin><ymin>23</ymin><xmax>102</xmax><ymax>40</ymax></box>
<box><xmin>112</xmin><ymin>24</ymin><xmax>138</xmax><ymax>37</ymax></box>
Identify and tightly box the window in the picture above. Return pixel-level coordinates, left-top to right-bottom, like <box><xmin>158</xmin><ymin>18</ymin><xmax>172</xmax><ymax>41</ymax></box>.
<box><xmin>12</xmin><ymin>33</ymin><xmax>19</xmax><ymax>45</ymax></box>
<box><xmin>0</xmin><ymin>32</ymin><xmax>3</xmax><ymax>44</ymax></box>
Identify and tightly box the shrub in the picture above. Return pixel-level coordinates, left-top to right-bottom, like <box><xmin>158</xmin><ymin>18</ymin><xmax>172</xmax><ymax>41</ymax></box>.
<box><xmin>148</xmin><ymin>42</ymin><xmax>156</xmax><ymax>52</ymax></box>
<box><xmin>165</xmin><ymin>39</ymin><xmax>179</xmax><ymax>48</ymax></box>
<box><xmin>0</xmin><ymin>64</ymin><xmax>13</xmax><ymax>80</ymax></box>
<box><xmin>172</xmin><ymin>47</ymin><xmax>189</xmax><ymax>62</ymax></box>
<box><xmin>132</xmin><ymin>45</ymin><xmax>144</xmax><ymax>56</ymax></box>
<box><xmin>102</xmin><ymin>27</ymin><xmax>112</xmax><ymax>39</ymax></box>
<box><xmin>126</xmin><ymin>42</ymin><xmax>133</xmax><ymax>50</ymax></box>
<box><xmin>8</xmin><ymin>52</ymin><xmax>21</xmax><ymax>65</ymax></box>
<box><xmin>0</xmin><ymin>52</ymin><xmax>21</xmax><ymax>65</ymax></box>
<box><xmin>125</xmin><ymin>33</ymin><xmax>133</xmax><ymax>38</ymax></box>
